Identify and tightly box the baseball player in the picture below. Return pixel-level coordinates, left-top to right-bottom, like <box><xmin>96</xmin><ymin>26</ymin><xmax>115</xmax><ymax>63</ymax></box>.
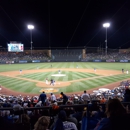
<box><xmin>19</xmin><ymin>69</ymin><xmax>22</xmax><ymax>74</ymax></box>
<box><xmin>45</xmin><ymin>78</ymin><xmax>49</xmax><ymax>85</ymax></box>
<box><xmin>122</xmin><ymin>69</ymin><xmax>124</xmax><ymax>73</ymax></box>
<box><xmin>50</xmin><ymin>79</ymin><xmax>54</xmax><ymax>86</ymax></box>
<box><xmin>58</xmin><ymin>70</ymin><xmax>61</xmax><ymax>74</ymax></box>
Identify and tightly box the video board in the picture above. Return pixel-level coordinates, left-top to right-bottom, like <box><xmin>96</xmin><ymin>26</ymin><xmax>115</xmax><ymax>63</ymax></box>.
<box><xmin>7</xmin><ymin>43</ymin><xmax>24</xmax><ymax>52</ymax></box>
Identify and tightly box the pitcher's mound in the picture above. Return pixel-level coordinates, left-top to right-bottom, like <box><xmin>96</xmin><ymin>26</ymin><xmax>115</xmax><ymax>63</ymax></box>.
<box><xmin>51</xmin><ymin>74</ymin><xmax>66</xmax><ymax>77</ymax></box>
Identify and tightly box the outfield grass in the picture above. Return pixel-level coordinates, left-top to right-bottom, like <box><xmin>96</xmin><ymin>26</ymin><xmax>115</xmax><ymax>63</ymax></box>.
<box><xmin>0</xmin><ymin>62</ymin><xmax>129</xmax><ymax>71</ymax></box>
<box><xmin>0</xmin><ymin>62</ymin><xmax>130</xmax><ymax>94</ymax></box>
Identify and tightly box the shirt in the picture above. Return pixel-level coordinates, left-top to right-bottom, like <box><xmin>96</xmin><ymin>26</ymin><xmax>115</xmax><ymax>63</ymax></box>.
<box><xmin>63</xmin><ymin>121</ymin><xmax>78</xmax><ymax>130</ymax></box>
<box><xmin>81</xmin><ymin>93</ymin><xmax>89</xmax><ymax>100</ymax></box>
<box><xmin>51</xmin><ymin>94</ymin><xmax>56</xmax><ymax>101</ymax></box>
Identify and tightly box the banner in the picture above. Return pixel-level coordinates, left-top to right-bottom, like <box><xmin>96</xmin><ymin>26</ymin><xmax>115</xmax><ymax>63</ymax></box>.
<box><xmin>81</xmin><ymin>59</ymin><xmax>89</xmax><ymax>62</ymax></box>
<box><xmin>106</xmin><ymin>59</ymin><xmax>115</xmax><ymax>62</ymax></box>
<box><xmin>19</xmin><ymin>60</ymin><xmax>27</xmax><ymax>63</ymax></box>
<box><xmin>32</xmin><ymin>60</ymin><xmax>40</xmax><ymax>63</ymax></box>
<box><xmin>6</xmin><ymin>61</ymin><xmax>14</xmax><ymax>64</ymax></box>
<box><xmin>120</xmin><ymin>60</ymin><xmax>128</xmax><ymax>63</ymax></box>
<box><xmin>93</xmin><ymin>60</ymin><xmax>101</xmax><ymax>62</ymax></box>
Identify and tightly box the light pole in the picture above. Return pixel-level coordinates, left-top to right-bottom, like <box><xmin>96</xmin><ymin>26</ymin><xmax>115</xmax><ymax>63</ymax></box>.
<box><xmin>103</xmin><ymin>23</ymin><xmax>110</xmax><ymax>55</ymax></box>
<box><xmin>27</xmin><ymin>25</ymin><xmax>34</xmax><ymax>55</ymax></box>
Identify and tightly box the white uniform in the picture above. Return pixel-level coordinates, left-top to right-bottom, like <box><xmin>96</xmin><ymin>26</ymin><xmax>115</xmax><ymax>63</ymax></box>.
<box><xmin>19</xmin><ymin>69</ymin><xmax>22</xmax><ymax>74</ymax></box>
<box><xmin>46</xmin><ymin>79</ymin><xmax>49</xmax><ymax>84</ymax></box>
<box><xmin>126</xmin><ymin>70</ymin><xmax>129</xmax><ymax>74</ymax></box>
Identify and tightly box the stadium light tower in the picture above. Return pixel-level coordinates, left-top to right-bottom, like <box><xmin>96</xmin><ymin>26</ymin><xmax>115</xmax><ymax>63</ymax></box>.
<box><xmin>27</xmin><ymin>25</ymin><xmax>34</xmax><ymax>55</ymax></box>
<box><xmin>103</xmin><ymin>23</ymin><xmax>110</xmax><ymax>55</ymax></box>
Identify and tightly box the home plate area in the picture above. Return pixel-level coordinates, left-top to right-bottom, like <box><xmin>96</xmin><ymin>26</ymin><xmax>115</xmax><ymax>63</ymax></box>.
<box><xmin>39</xmin><ymin>88</ymin><xmax>59</xmax><ymax>93</ymax></box>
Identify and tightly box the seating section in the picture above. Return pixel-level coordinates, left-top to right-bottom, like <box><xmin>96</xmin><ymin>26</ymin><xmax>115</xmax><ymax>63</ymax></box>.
<box><xmin>0</xmin><ymin>52</ymin><xmax>50</xmax><ymax>63</ymax></box>
<box><xmin>51</xmin><ymin>49</ymin><xmax>82</xmax><ymax>61</ymax></box>
<box><xmin>82</xmin><ymin>52</ymin><xmax>130</xmax><ymax>61</ymax></box>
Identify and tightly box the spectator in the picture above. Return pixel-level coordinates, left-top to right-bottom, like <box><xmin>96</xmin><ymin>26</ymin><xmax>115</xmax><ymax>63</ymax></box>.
<box><xmin>65</xmin><ymin>108</ymin><xmax>78</xmax><ymax>126</ymax></box>
<box><xmin>60</xmin><ymin>92</ymin><xmax>68</xmax><ymax>105</ymax></box>
<box><xmin>100</xmin><ymin>97</ymin><xmax>106</xmax><ymax>104</ymax></box>
<box><xmin>81</xmin><ymin>90</ymin><xmax>90</xmax><ymax>104</ymax></box>
<box><xmin>34</xmin><ymin>116</ymin><xmax>50</xmax><ymax>130</ymax></box>
<box><xmin>50</xmin><ymin>93</ymin><xmax>56</xmax><ymax>102</ymax></box>
<box><xmin>53</xmin><ymin>110</ymin><xmax>77</xmax><ymax>130</ymax></box>
<box><xmin>94</xmin><ymin>98</ymin><xmax>130</xmax><ymax>130</ymax></box>
<box><xmin>123</xmin><ymin>89</ymin><xmax>130</xmax><ymax>102</ymax></box>
<box><xmin>30</xmin><ymin>110</ymin><xmax>42</xmax><ymax>130</ymax></box>
<box><xmin>38</xmin><ymin>91</ymin><xmax>46</xmax><ymax>106</ymax></box>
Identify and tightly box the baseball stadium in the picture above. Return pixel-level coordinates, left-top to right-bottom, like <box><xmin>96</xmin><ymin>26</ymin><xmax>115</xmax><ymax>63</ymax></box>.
<box><xmin>1</xmin><ymin>1</ymin><xmax>130</xmax><ymax>130</ymax></box>
<box><xmin>0</xmin><ymin>47</ymin><xmax>130</xmax><ymax>96</ymax></box>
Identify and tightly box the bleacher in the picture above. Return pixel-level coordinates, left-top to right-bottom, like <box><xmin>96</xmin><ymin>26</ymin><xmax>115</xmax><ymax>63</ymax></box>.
<box><xmin>51</xmin><ymin>49</ymin><xmax>82</xmax><ymax>62</ymax></box>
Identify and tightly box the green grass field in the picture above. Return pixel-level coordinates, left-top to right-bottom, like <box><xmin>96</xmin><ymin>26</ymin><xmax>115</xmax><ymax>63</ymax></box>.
<box><xmin>0</xmin><ymin>62</ymin><xmax>130</xmax><ymax>94</ymax></box>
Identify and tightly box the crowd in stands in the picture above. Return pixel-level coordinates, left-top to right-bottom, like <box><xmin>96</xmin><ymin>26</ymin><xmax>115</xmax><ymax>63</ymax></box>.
<box><xmin>52</xmin><ymin>50</ymin><xmax>81</xmax><ymax>57</ymax></box>
<box><xmin>1</xmin><ymin>51</ymin><xmax>130</xmax><ymax>62</ymax></box>
<box><xmin>51</xmin><ymin>49</ymin><xmax>82</xmax><ymax>61</ymax></box>
<box><xmin>1</xmin><ymin>80</ymin><xmax>130</xmax><ymax>130</ymax></box>
<box><xmin>83</xmin><ymin>52</ymin><xmax>130</xmax><ymax>60</ymax></box>
<box><xmin>0</xmin><ymin>52</ymin><xmax>50</xmax><ymax>62</ymax></box>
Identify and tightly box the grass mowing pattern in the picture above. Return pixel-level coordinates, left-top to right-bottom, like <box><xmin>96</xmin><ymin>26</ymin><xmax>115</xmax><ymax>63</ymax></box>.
<box><xmin>0</xmin><ymin>75</ymin><xmax>40</xmax><ymax>93</ymax></box>
<box><xmin>58</xmin><ymin>74</ymin><xmax>130</xmax><ymax>93</ymax></box>
<box><xmin>17</xmin><ymin>71</ymin><xmax>100</xmax><ymax>81</ymax></box>
<box><xmin>0</xmin><ymin>62</ymin><xmax>130</xmax><ymax>94</ymax></box>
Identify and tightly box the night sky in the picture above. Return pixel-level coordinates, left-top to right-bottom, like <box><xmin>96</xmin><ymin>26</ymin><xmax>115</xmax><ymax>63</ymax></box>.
<box><xmin>0</xmin><ymin>0</ymin><xmax>130</xmax><ymax>49</ymax></box>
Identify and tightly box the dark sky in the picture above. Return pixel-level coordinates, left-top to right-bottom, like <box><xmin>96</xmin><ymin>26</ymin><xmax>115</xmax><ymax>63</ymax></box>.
<box><xmin>0</xmin><ymin>0</ymin><xmax>130</xmax><ymax>49</ymax></box>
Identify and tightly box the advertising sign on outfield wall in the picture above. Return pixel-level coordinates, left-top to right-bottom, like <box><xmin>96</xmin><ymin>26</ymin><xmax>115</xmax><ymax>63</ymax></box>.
<box><xmin>81</xmin><ymin>59</ymin><xmax>89</xmax><ymax>62</ymax></box>
<box><xmin>19</xmin><ymin>60</ymin><xmax>27</xmax><ymax>63</ymax></box>
<box><xmin>106</xmin><ymin>59</ymin><xmax>115</xmax><ymax>62</ymax></box>
<box><xmin>6</xmin><ymin>61</ymin><xmax>14</xmax><ymax>64</ymax></box>
<box><xmin>120</xmin><ymin>60</ymin><xmax>128</xmax><ymax>62</ymax></box>
<box><xmin>32</xmin><ymin>60</ymin><xmax>40</xmax><ymax>63</ymax></box>
<box><xmin>93</xmin><ymin>60</ymin><xmax>101</xmax><ymax>62</ymax></box>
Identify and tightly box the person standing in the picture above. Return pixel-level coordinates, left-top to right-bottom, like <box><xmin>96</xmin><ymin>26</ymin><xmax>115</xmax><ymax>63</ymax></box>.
<box><xmin>39</xmin><ymin>91</ymin><xmax>46</xmax><ymax>106</ymax></box>
<box><xmin>58</xmin><ymin>70</ymin><xmax>60</xmax><ymax>74</ymax></box>
<box><xmin>45</xmin><ymin>78</ymin><xmax>49</xmax><ymax>85</ymax></box>
<box><xmin>50</xmin><ymin>79</ymin><xmax>54</xmax><ymax>86</ymax></box>
<box><xmin>122</xmin><ymin>69</ymin><xmax>124</xmax><ymax>73</ymax></box>
<box><xmin>19</xmin><ymin>69</ymin><xmax>22</xmax><ymax>74</ymax></box>
<box><xmin>50</xmin><ymin>93</ymin><xmax>56</xmax><ymax>102</ymax></box>
<box><xmin>81</xmin><ymin>90</ymin><xmax>90</xmax><ymax>104</ymax></box>
<box><xmin>60</xmin><ymin>92</ymin><xmax>68</xmax><ymax>105</ymax></box>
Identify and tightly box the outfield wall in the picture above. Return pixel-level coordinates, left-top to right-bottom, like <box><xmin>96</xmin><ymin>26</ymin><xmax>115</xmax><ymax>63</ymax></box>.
<box><xmin>1</xmin><ymin>59</ymin><xmax>130</xmax><ymax>64</ymax></box>
<box><xmin>81</xmin><ymin>59</ymin><xmax>130</xmax><ymax>62</ymax></box>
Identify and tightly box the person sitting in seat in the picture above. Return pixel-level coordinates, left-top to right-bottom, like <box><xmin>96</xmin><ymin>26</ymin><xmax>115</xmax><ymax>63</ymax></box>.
<box><xmin>94</xmin><ymin>98</ymin><xmax>130</xmax><ymax>130</ymax></box>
